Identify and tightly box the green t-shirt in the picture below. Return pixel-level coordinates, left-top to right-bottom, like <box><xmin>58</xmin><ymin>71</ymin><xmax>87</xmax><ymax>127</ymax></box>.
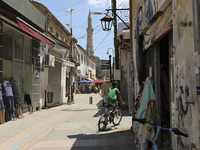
<box><xmin>107</xmin><ymin>87</ymin><xmax>120</xmax><ymax>103</ymax></box>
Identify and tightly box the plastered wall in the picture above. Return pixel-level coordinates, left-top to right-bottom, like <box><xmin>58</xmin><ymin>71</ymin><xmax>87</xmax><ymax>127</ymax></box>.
<box><xmin>173</xmin><ymin>0</ymin><xmax>199</xmax><ymax>149</ymax></box>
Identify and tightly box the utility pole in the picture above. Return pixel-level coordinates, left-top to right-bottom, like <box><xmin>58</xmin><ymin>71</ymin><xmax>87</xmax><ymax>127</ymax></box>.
<box><xmin>109</xmin><ymin>55</ymin><xmax>112</xmax><ymax>81</ymax></box>
<box><xmin>112</xmin><ymin>0</ymin><xmax>119</xmax><ymax>70</ymax></box>
<box><xmin>67</xmin><ymin>8</ymin><xmax>74</xmax><ymax>105</ymax></box>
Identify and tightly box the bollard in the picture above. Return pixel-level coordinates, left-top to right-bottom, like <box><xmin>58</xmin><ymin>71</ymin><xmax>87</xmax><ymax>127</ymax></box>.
<box><xmin>89</xmin><ymin>97</ymin><xmax>93</xmax><ymax>104</ymax></box>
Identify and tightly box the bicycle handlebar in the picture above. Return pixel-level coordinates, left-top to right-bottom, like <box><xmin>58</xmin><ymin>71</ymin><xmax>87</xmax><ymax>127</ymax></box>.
<box><xmin>132</xmin><ymin>118</ymin><xmax>147</xmax><ymax>124</ymax></box>
<box><xmin>172</xmin><ymin>128</ymin><xmax>188</xmax><ymax>137</ymax></box>
<box><xmin>133</xmin><ymin>118</ymin><xmax>188</xmax><ymax>137</ymax></box>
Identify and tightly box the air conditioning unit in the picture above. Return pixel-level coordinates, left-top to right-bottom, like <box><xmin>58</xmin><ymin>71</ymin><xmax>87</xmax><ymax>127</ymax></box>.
<box><xmin>77</xmin><ymin>70</ymin><xmax>81</xmax><ymax>74</ymax></box>
<box><xmin>44</xmin><ymin>54</ymin><xmax>55</xmax><ymax>67</ymax></box>
<box><xmin>121</xmin><ymin>28</ymin><xmax>130</xmax><ymax>40</ymax></box>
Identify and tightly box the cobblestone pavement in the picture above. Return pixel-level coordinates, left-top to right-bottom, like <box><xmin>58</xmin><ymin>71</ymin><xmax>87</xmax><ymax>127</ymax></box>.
<box><xmin>0</xmin><ymin>94</ymin><xmax>137</xmax><ymax>150</ymax></box>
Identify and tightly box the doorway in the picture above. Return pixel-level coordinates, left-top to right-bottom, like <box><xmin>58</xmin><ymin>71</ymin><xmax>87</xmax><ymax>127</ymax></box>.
<box><xmin>159</xmin><ymin>34</ymin><xmax>171</xmax><ymax>148</ymax></box>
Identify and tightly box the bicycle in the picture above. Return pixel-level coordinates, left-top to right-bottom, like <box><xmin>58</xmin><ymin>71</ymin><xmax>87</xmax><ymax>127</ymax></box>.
<box><xmin>98</xmin><ymin>102</ymin><xmax>122</xmax><ymax>131</ymax></box>
<box><xmin>133</xmin><ymin>118</ymin><xmax>188</xmax><ymax>150</ymax></box>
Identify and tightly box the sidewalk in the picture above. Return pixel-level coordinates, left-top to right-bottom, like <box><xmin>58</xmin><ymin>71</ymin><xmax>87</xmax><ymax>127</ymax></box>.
<box><xmin>0</xmin><ymin>94</ymin><xmax>137</xmax><ymax>150</ymax></box>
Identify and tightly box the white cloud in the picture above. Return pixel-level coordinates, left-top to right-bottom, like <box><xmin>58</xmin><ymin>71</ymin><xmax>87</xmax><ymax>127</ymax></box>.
<box><xmin>116</xmin><ymin>0</ymin><xmax>129</xmax><ymax>8</ymax></box>
<box><xmin>88</xmin><ymin>0</ymin><xmax>129</xmax><ymax>8</ymax></box>
<box><xmin>88</xmin><ymin>0</ymin><xmax>108</xmax><ymax>7</ymax></box>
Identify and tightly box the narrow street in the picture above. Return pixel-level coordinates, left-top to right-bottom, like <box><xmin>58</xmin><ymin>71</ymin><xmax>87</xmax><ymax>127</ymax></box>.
<box><xmin>0</xmin><ymin>94</ymin><xmax>136</xmax><ymax>150</ymax></box>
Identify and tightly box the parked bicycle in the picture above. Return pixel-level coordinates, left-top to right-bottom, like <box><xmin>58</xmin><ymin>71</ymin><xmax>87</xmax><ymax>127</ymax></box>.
<box><xmin>133</xmin><ymin>118</ymin><xmax>188</xmax><ymax>150</ymax></box>
<box><xmin>98</xmin><ymin>102</ymin><xmax>122</xmax><ymax>131</ymax></box>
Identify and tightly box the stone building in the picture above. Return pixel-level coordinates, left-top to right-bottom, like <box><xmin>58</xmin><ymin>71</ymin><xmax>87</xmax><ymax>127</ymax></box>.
<box><xmin>76</xmin><ymin>44</ymin><xmax>96</xmax><ymax>93</ymax></box>
<box><xmin>30</xmin><ymin>1</ymin><xmax>79</xmax><ymax>107</ymax></box>
<box><xmin>129</xmin><ymin>0</ymin><xmax>200</xmax><ymax>149</ymax></box>
<box><xmin>0</xmin><ymin>0</ymin><xmax>56</xmax><ymax>112</ymax></box>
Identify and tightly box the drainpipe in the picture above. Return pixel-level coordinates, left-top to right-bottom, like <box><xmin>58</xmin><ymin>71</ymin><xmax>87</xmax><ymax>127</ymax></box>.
<box><xmin>192</xmin><ymin>0</ymin><xmax>200</xmax><ymax>141</ymax></box>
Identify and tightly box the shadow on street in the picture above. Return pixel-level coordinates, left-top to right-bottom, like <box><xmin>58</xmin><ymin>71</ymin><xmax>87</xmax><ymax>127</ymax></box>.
<box><xmin>93</xmin><ymin>100</ymin><xmax>132</xmax><ymax>118</ymax></box>
<box><xmin>66</xmin><ymin>129</ymin><xmax>136</xmax><ymax>150</ymax></box>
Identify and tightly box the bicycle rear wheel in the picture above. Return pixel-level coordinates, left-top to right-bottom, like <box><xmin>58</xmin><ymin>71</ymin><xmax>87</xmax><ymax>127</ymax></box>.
<box><xmin>112</xmin><ymin>110</ymin><xmax>122</xmax><ymax>125</ymax></box>
<box><xmin>98</xmin><ymin>114</ymin><xmax>107</xmax><ymax>131</ymax></box>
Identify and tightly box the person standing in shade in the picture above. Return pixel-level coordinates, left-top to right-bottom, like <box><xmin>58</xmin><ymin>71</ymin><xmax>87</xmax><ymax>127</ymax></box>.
<box><xmin>3</xmin><ymin>78</ymin><xmax>15</xmax><ymax>121</ymax></box>
<box><xmin>24</xmin><ymin>93</ymin><xmax>32</xmax><ymax>114</ymax></box>
<box><xmin>0</xmin><ymin>84</ymin><xmax>5</xmax><ymax>124</ymax></box>
<box><xmin>10</xmin><ymin>77</ymin><xmax>24</xmax><ymax>119</ymax></box>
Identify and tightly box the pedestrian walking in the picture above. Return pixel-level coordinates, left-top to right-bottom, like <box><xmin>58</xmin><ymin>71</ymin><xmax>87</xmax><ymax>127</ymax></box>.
<box><xmin>0</xmin><ymin>84</ymin><xmax>5</xmax><ymax>124</ymax></box>
<box><xmin>10</xmin><ymin>77</ymin><xmax>24</xmax><ymax>119</ymax></box>
<box><xmin>3</xmin><ymin>78</ymin><xmax>15</xmax><ymax>121</ymax></box>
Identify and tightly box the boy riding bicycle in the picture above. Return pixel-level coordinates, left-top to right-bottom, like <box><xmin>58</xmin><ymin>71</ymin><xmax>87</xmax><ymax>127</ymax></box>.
<box><xmin>105</xmin><ymin>81</ymin><xmax>125</xmax><ymax>116</ymax></box>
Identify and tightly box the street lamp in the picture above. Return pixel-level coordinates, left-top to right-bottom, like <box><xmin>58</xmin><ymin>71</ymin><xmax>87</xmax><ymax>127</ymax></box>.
<box><xmin>100</xmin><ymin>0</ymin><xmax>129</xmax><ymax>71</ymax></box>
<box><xmin>106</xmin><ymin>47</ymin><xmax>114</xmax><ymax>55</ymax></box>
<box><xmin>100</xmin><ymin>14</ymin><xmax>113</xmax><ymax>31</ymax></box>
<box><xmin>106</xmin><ymin>48</ymin><xmax>114</xmax><ymax>82</ymax></box>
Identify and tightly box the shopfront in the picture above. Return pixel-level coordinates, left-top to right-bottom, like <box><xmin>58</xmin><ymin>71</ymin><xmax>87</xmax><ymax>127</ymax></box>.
<box><xmin>133</xmin><ymin>2</ymin><xmax>176</xmax><ymax>149</ymax></box>
<box><xmin>0</xmin><ymin>21</ymin><xmax>36</xmax><ymax>111</ymax></box>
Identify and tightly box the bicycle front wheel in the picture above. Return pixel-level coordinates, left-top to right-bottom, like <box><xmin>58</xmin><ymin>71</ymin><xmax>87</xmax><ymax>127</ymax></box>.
<box><xmin>98</xmin><ymin>115</ymin><xmax>107</xmax><ymax>131</ymax></box>
<box><xmin>112</xmin><ymin>110</ymin><xmax>122</xmax><ymax>125</ymax></box>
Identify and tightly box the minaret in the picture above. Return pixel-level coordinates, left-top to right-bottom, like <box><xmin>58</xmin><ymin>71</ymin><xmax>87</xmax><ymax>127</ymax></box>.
<box><xmin>86</xmin><ymin>10</ymin><xmax>94</xmax><ymax>56</ymax></box>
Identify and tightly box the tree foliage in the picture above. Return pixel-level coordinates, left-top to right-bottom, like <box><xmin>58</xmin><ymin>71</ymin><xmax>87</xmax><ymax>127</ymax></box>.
<box><xmin>90</xmin><ymin>55</ymin><xmax>105</xmax><ymax>79</ymax></box>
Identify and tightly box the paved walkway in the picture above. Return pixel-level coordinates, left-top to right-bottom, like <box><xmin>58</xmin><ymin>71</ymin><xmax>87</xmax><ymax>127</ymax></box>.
<box><xmin>0</xmin><ymin>94</ymin><xmax>137</xmax><ymax>150</ymax></box>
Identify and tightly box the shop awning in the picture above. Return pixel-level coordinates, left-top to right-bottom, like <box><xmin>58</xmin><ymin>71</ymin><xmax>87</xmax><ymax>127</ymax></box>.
<box><xmin>63</xmin><ymin>60</ymin><xmax>75</xmax><ymax>67</ymax></box>
<box><xmin>17</xmin><ymin>17</ymin><xmax>56</xmax><ymax>47</ymax></box>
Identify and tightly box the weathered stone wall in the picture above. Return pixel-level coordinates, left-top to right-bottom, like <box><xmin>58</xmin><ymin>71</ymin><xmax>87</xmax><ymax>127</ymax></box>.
<box><xmin>131</xmin><ymin>0</ymin><xmax>200</xmax><ymax>149</ymax></box>
<box><xmin>120</xmin><ymin>50</ymin><xmax>129</xmax><ymax>109</ymax></box>
<box><xmin>173</xmin><ymin>0</ymin><xmax>199</xmax><ymax>149</ymax></box>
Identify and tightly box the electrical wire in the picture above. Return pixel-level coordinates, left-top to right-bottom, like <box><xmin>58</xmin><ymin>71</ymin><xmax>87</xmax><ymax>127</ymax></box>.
<box><xmin>53</xmin><ymin>0</ymin><xmax>86</xmax><ymax>14</ymax></box>
<box><xmin>94</xmin><ymin>41</ymin><xmax>114</xmax><ymax>51</ymax></box>
<box><xmin>56</xmin><ymin>1</ymin><xmax>109</xmax><ymax>18</ymax></box>
<box><xmin>94</xmin><ymin>31</ymin><xmax>111</xmax><ymax>51</ymax></box>
<box><xmin>76</xmin><ymin>24</ymin><xmax>101</xmax><ymax>39</ymax></box>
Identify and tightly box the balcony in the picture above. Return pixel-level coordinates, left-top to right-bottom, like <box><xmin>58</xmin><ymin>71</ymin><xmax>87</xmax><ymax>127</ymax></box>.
<box><xmin>71</xmin><ymin>54</ymin><xmax>80</xmax><ymax>66</ymax></box>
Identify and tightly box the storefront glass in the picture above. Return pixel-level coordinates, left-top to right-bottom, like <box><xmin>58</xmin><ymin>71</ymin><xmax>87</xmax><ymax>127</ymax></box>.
<box><xmin>24</xmin><ymin>36</ymin><xmax>32</xmax><ymax>109</ymax></box>
<box><xmin>2</xmin><ymin>24</ymin><xmax>12</xmax><ymax>61</ymax></box>
<box><xmin>2</xmin><ymin>24</ymin><xmax>13</xmax><ymax>80</ymax></box>
<box><xmin>2</xmin><ymin>23</ymin><xmax>33</xmax><ymax>111</ymax></box>
<box><xmin>32</xmin><ymin>39</ymin><xmax>40</xmax><ymax>109</ymax></box>
<box><xmin>14</xmin><ymin>30</ymin><xmax>23</xmax><ymax>60</ymax></box>
<box><xmin>14</xmin><ymin>61</ymin><xmax>23</xmax><ymax>106</ymax></box>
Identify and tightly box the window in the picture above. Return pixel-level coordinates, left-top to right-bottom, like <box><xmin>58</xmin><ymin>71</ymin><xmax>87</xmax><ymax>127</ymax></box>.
<box><xmin>3</xmin><ymin>24</ymin><xmax>13</xmax><ymax>60</ymax></box>
<box><xmin>56</xmin><ymin>32</ymin><xmax>59</xmax><ymax>38</ymax></box>
<box><xmin>50</xmin><ymin>27</ymin><xmax>52</xmax><ymax>33</ymax></box>
<box><xmin>81</xmin><ymin>54</ymin><xmax>83</xmax><ymax>63</ymax></box>
<box><xmin>24</xmin><ymin>36</ymin><xmax>31</xmax><ymax>65</ymax></box>
<box><xmin>62</xmin><ymin>37</ymin><xmax>64</xmax><ymax>42</ymax></box>
<box><xmin>14</xmin><ymin>30</ymin><xmax>23</xmax><ymax>60</ymax></box>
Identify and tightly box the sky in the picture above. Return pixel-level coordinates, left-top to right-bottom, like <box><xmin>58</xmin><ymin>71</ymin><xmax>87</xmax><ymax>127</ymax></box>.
<box><xmin>34</xmin><ymin>0</ymin><xmax>129</xmax><ymax>60</ymax></box>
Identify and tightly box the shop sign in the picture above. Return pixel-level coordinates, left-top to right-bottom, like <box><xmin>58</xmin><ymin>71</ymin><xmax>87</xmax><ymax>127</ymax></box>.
<box><xmin>143</xmin><ymin>3</ymin><xmax>172</xmax><ymax>50</ymax></box>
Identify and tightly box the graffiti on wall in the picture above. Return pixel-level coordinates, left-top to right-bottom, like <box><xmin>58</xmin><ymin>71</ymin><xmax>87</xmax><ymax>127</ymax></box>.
<box><xmin>143</xmin><ymin>3</ymin><xmax>172</xmax><ymax>50</ymax></box>
<box><xmin>175</xmin><ymin>66</ymin><xmax>197</xmax><ymax>149</ymax></box>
